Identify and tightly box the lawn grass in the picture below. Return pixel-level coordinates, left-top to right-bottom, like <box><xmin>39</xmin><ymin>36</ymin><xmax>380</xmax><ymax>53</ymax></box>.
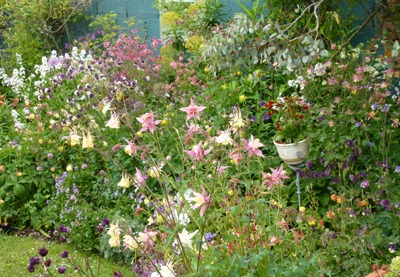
<box><xmin>0</xmin><ymin>230</ymin><xmax>134</xmax><ymax>276</ymax></box>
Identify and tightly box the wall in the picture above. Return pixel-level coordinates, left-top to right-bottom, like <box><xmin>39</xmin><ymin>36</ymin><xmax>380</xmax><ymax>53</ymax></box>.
<box><xmin>90</xmin><ymin>0</ymin><xmax>253</xmax><ymax>40</ymax></box>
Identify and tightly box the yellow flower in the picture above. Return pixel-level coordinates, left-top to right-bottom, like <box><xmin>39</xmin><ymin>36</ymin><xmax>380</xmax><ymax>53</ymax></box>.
<box><xmin>299</xmin><ymin>206</ymin><xmax>306</xmax><ymax>213</ymax></box>
<box><xmin>123</xmin><ymin>235</ymin><xmax>138</xmax><ymax>250</ymax></box>
<box><xmin>307</xmin><ymin>216</ymin><xmax>316</xmax><ymax>226</ymax></box>
<box><xmin>105</xmin><ymin>112</ymin><xmax>120</xmax><ymax>129</ymax></box>
<box><xmin>161</xmin><ymin>11</ymin><xmax>181</xmax><ymax>27</ymax></box>
<box><xmin>66</xmin><ymin>164</ymin><xmax>73</xmax><ymax>172</ymax></box>
<box><xmin>239</xmin><ymin>95</ymin><xmax>246</xmax><ymax>102</ymax></box>
<box><xmin>118</xmin><ymin>172</ymin><xmax>130</xmax><ymax>189</ymax></box>
<box><xmin>16</xmin><ymin>171</ymin><xmax>22</xmax><ymax>177</ymax></box>
<box><xmin>107</xmin><ymin>223</ymin><xmax>121</xmax><ymax>247</ymax></box>
<box><xmin>185</xmin><ymin>35</ymin><xmax>204</xmax><ymax>53</ymax></box>
<box><xmin>161</xmin><ymin>119</ymin><xmax>168</xmax><ymax>125</ymax></box>
<box><xmin>82</xmin><ymin>130</ymin><xmax>94</xmax><ymax>149</ymax></box>
<box><xmin>0</xmin><ymin>198</ymin><xmax>4</xmax><ymax>205</ymax></box>
<box><xmin>215</xmin><ymin>131</ymin><xmax>234</xmax><ymax>145</ymax></box>
<box><xmin>227</xmin><ymin>190</ymin><xmax>234</xmax><ymax>196</ymax></box>
<box><xmin>326</xmin><ymin>210</ymin><xmax>335</xmax><ymax>219</ymax></box>
<box><xmin>221</xmin><ymin>84</ymin><xmax>227</xmax><ymax>90</ymax></box>
<box><xmin>38</xmin><ymin>139</ymin><xmax>43</xmax><ymax>144</ymax></box>
<box><xmin>147</xmin><ymin>166</ymin><xmax>162</xmax><ymax>178</ymax></box>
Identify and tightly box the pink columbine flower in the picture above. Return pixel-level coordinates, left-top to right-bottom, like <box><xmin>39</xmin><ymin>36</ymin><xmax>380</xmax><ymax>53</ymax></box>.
<box><xmin>179</xmin><ymin>98</ymin><xmax>206</xmax><ymax>123</ymax></box>
<box><xmin>190</xmin><ymin>188</ymin><xmax>211</xmax><ymax>217</ymax></box>
<box><xmin>184</xmin><ymin>141</ymin><xmax>212</xmax><ymax>162</ymax></box>
<box><xmin>242</xmin><ymin>135</ymin><xmax>265</xmax><ymax>158</ymax></box>
<box><xmin>134</xmin><ymin>167</ymin><xmax>147</xmax><ymax>189</ymax></box>
<box><xmin>124</xmin><ymin>139</ymin><xmax>139</xmax><ymax>156</ymax></box>
<box><xmin>268</xmin><ymin>236</ymin><xmax>281</xmax><ymax>246</ymax></box>
<box><xmin>136</xmin><ymin>111</ymin><xmax>161</xmax><ymax>133</ymax></box>
<box><xmin>262</xmin><ymin>165</ymin><xmax>289</xmax><ymax>189</ymax></box>
<box><xmin>138</xmin><ymin>230</ymin><xmax>157</xmax><ymax>250</ymax></box>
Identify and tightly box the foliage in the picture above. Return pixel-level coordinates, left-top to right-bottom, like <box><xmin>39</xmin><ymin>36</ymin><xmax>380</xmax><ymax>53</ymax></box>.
<box><xmin>0</xmin><ymin>0</ymin><xmax>92</xmax><ymax>72</ymax></box>
<box><xmin>155</xmin><ymin>0</ymin><xmax>224</xmax><ymax>54</ymax></box>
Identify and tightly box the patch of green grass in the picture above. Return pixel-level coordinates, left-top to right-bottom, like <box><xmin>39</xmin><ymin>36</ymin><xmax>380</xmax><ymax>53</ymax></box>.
<box><xmin>0</xmin><ymin>231</ymin><xmax>134</xmax><ymax>276</ymax></box>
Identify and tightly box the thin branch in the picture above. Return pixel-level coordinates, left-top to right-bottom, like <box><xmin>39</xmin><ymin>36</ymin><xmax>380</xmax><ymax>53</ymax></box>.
<box><xmin>329</xmin><ymin>3</ymin><xmax>383</xmax><ymax>61</ymax></box>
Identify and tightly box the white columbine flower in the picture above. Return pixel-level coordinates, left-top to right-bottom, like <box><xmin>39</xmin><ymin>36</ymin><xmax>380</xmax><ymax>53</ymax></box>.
<box><xmin>175</xmin><ymin>228</ymin><xmax>198</xmax><ymax>250</ymax></box>
<box><xmin>105</xmin><ymin>112</ymin><xmax>120</xmax><ymax>129</ymax></box>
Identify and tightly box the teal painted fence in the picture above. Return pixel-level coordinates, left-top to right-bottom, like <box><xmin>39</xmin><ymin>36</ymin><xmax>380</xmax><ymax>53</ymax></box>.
<box><xmin>89</xmin><ymin>0</ymin><xmax>253</xmax><ymax>40</ymax></box>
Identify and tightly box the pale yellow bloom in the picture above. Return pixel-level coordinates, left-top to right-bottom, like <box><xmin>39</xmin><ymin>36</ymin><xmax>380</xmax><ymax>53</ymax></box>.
<box><xmin>107</xmin><ymin>223</ymin><xmax>121</xmax><ymax>247</ymax></box>
<box><xmin>147</xmin><ymin>166</ymin><xmax>162</xmax><ymax>178</ymax></box>
<box><xmin>67</xmin><ymin>128</ymin><xmax>81</xmax><ymax>146</ymax></box>
<box><xmin>82</xmin><ymin>130</ymin><xmax>94</xmax><ymax>149</ymax></box>
<box><xmin>215</xmin><ymin>131</ymin><xmax>234</xmax><ymax>145</ymax></box>
<box><xmin>118</xmin><ymin>172</ymin><xmax>131</xmax><ymax>189</ymax></box>
<box><xmin>230</xmin><ymin>107</ymin><xmax>245</xmax><ymax>133</ymax></box>
<box><xmin>123</xmin><ymin>235</ymin><xmax>139</xmax><ymax>250</ymax></box>
<box><xmin>66</xmin><ymin>164</ymin><xmax>73</xmax><ymax>172</ymax></box>
<box><xmin>175</xmin><ymin>228</ymin><xmax>198</xmax><ymax>249</ymax></box>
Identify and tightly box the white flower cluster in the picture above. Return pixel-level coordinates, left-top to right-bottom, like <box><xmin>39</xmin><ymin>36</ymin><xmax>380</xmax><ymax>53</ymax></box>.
<box><xmin>0</xmin><ymin>54</ymin><xmax>28</xmax><ymax>100</ymax></box>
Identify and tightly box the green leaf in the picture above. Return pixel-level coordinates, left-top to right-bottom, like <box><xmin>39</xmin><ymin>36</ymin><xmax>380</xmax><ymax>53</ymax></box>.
<box><xmin>13</xmin><ymin>184</ymin><xmax>25</xmax><ymax>197</ymax></box>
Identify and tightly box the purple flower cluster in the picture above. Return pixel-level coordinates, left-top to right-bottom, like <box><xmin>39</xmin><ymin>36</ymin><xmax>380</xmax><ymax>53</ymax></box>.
<box><xmin>27</xmin><ymin>256</ymin><xmax>41</xmax><ymax>272</ymax></box>
<box><xmin>96</xmin><ymin>217</ymin><xmax>110</xmax><ymax>234</ymax></box>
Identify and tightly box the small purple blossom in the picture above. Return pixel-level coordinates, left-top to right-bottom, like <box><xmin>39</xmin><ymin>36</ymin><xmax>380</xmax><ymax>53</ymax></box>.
<box><xmin>44</xmin><ymin>259</ymin><xmax>51</xmax><ymax>267</ymax></box>
<box><xmin>389</xmin><ymin>243</ymin><xmax>397</xmax><ymax>253</ymax></box>
<box><xmin>380</xmin><ymin>199</ymin><xmax>392</xmax><ymax>211</ymax></box>
<box><xmin>60</xmin><ymin>250</ymin><xmax>69</xmax><ymax>258</ymax></box>
<box><xmin>114</xmin><ymin>272</ymin><xmax>123</xmax><ymax>277</ymax></box>
<box><xmin>57</xmin><ymin>225</ymin><xmax>71</xmax><ymax>233</ymax></box>
<box><xmin>395</xmin><ymin>166</ymin><xmax>400</xmax><ymax>173</ymax></box>
<box><xmin>38</xmin><ymin>247</ymin><xmax>48</xmax><ymax>257</ymax></box>
<box><xmin>58</xmin><ymin>267</ymin><xmax>67</xmax><ymax>274</ymax></box>
<box><xmin>29</xmin><ymin>256</ymin><xmax>41</xmax><ymax>266</ymax></box>
<box><xmin>82</xmin><ymin>164</ymin><xmax>87</xmax><ymax>170</ymax></box>
<box><xmin>47</xmin><ymin>153</ymin><xmax>53</xmax><ymax>159</ymax></box>
<box><xmin>360</xmin><ymin>179</ymin><xmax>370</xmax><ymax>189</ymax></box>
<box><xmin>205</xmin><ymin>232</ymin><xmax>217</xmax><ymax>243</ymax></box>
<box><xmin>27</xmin><ymin>264</ymin><xmax>35</xmax><ymax>272</ymax></box>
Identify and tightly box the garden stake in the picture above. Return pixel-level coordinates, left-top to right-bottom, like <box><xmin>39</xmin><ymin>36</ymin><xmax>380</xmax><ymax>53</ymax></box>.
<box><xmin>288</xmin><ymin>162</ymin><xmax>305</xmax><ymax>209</ymax></box>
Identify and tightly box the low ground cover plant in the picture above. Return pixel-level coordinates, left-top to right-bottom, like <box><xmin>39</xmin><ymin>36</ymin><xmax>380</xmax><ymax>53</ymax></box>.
<box><xmin>0</xmin><ymin>0</ymin><xmax>400</xmax><ymax>276</ymax></box>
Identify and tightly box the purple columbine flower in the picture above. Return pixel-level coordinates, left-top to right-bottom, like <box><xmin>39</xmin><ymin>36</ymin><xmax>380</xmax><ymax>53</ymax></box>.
<box><xmin>205</xmin><ymin>232</ymin><xmax>217</xmax><ymax>243</ymax></box>
<box><xmin>380</xmin><ymin>199</ymin><xmax>392</xmax><ymax>211</ymax></box>
<box><xmin>345</xmin><ymin>140</ymin><xmax>355</xmax><ymax>148</ymax></box>
<box><xmin>389</xmin><ymin>243</ymin><xmax>397</xmax><ymax>253</ymax></box>
<box><xmin>382</xmin><ymin>104</ymin><xmax>390</xmax><ymax>113</ymax></box>
<box><xmin>57</xmin><ymin>225</ymin><xmax>71</xmax><ymax>233</ymax></box>
<box><xmin>360</xmin><ymin>179</ymin><xmax>370</xmax><ymax>189</ymax></box>
<box><xmin>263</xmin><ymin>113</ymin><xmax>270</xmax><ymax>121</ymax></box>
<box><xmin>331</xmin><ymin>177</ymin><xmax>339</xmax><ymax>184</ymax></box>
<box><xmin>349</xmin><ymin>210</ymin><xmax>357</xmax><ymax>217</ymax></box>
